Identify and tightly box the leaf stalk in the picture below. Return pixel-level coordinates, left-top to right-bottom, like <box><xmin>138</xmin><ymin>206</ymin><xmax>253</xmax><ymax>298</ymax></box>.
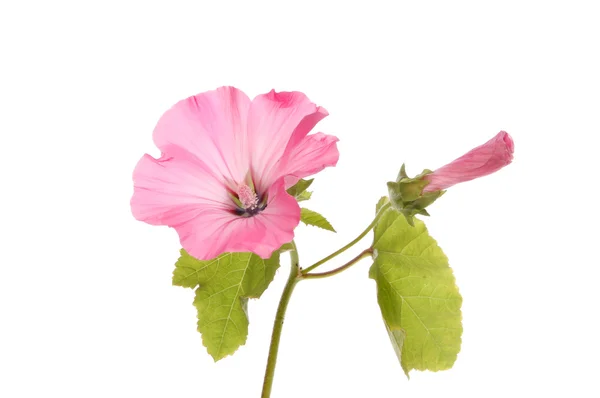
<box><xmin>302</xmin><ymin>248</ymin><xmax>373</xmax><ymax>280</ymax></box>
<box><xmin>301</xmin><ymin>201</ymin><xmax>391</xmax><ymax>274</ymax></box>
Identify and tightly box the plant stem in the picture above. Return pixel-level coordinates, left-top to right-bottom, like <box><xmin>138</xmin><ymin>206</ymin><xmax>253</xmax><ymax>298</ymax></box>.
<box><xmin>261</xmin><ymin>241</ymin><xmax>300</xmax><ymax>398</ymax></box>
<box><xmin>302</xmin><ymin>201</ymin><xmax>391</xmax><ymax>274</ymax></box>
<box><xmin>261</xmin><ymin>202</ymin><xmax>391</xmax><ymax>396</ymax></box>
<box><xmin>302</xmin><ymin>248</ymin><xmax>373</xmax><ymax>280</ymax></box>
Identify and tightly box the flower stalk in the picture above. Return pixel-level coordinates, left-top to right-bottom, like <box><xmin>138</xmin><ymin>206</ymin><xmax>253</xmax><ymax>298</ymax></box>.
<box><xmin>301</xmin><ymin>201</ymin><xmax>391</xmax><ymax>274</ymax></box>
<box><xmin>261</xmin><ymin>242</ymin><xmax>301</xmax><ymax>398</ymax></box>
<box><xmin>302</xmin><ymin>248</ymin><xmax>373</xmax><ymax>280</ymax></box>
<box><xmin>261</xmin><ymin>203</ymin><xmax>392</xmax><ymax>397</ymax></box>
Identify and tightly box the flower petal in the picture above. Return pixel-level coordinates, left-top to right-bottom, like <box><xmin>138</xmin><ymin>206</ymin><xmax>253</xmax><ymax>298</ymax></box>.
<box><xmin>153</xmin><ymin>86</ymin><xmax>251</xmax><ymax>186</ymax></box>
<box><xmin>176</xmin><ymin>179</ymin><xmax>300</xmax><ymax>260</ymax></box>
<box><xmin>131</xmin><ymin>149</ymin><xmax>231</xmax><ymax>226</ymax></box>
<box><xmin>177</xmin><ymin>209</ymin><xmax>244</xmax><ymax>260</ymax></box>
<box><xmin>247</xmin><ymin>179</ymin><xmax>301</xmax><ymax>257</ymax></box>
<box><xmin>247</xmin><ymin>90</ymin><xmax>328</xmax><ymax>192</ymax></box>
<box><xmin>423</xmin><ymin>131</ymin><xmax>514</xmax><ymax>192</ymax></box>
<box><xmin>274</xmin><ymin>132</ymin><xmax>340</xmax><ymax>187</ymax></box>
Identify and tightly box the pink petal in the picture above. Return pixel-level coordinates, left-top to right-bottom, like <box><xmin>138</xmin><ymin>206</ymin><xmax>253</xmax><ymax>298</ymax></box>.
<box><xmin>177</xmin><ymin>179</ymin><xmax>300</xmax><ymax>260</ymax></box>
<box><xmin>423</xmin><ymin>131</ymin><xmax>514</xmax><ymax>192</ymax></box>
<box><xmin>177</xmin><ymin>210</ymin><xmax>244</xmax><ymax>260</ymax></box>
<box><xmin>132</xmin><ymin>87</ymin><xmax>331</xmax><ymax>261</ymax></box>
<box><xmin>131</xmin><ymin>149</ymin><xmax>232</xmax><ymax>226</ymax></box>
<box><xmin>273</xmin><ymin>132</ymin><xmax>340</xmax><ymax>187</ymax></box>
<box><xmin>247</xmin><ymin>90</ymin><xmax>328</xmax><ymax>192</ymax></box>
<box><xmin>152</xmin><ymin>86</ymin><xmax>251</xmax><ymax>186</ymax></box>
<box><xmin>249</xmin><ymin>179</ymin><xmax>301</xmax><ymax>256</ymax></box>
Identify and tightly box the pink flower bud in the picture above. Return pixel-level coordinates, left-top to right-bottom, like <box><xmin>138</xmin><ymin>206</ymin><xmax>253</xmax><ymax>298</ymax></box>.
<box><xmin>423</xmin><ymin>131</ymin><xmax>514</xmax><ymax>192</ymax></box>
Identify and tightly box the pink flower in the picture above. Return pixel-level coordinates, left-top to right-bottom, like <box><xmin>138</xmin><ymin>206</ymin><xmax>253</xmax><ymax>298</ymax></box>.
<box><xmin>131</xmin><ymin>87</ymin><xmax>339</xmax><ymax>260</ymax></box>
<box><xmin>423</xmin><ymin>131</ymin><xmax>514</xmax><ymax>192</ymax></box>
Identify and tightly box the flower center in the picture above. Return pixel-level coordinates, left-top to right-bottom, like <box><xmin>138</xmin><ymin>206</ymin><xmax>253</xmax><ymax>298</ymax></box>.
<box><xmin>237</xmin><ymin>183</ymin><xmax>259</xmax><ymax>210</ymax></box>
<box><xmin>234</xmin><ymin>183</ymin><xmax>266</xmax><ymax>216</ymax></box>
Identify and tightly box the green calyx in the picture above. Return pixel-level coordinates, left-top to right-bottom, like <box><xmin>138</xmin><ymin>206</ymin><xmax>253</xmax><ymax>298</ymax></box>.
<box><xmin>387</xmin><ymin>164</ymin><xmax>445</xmax><ymax>226</ymax></box>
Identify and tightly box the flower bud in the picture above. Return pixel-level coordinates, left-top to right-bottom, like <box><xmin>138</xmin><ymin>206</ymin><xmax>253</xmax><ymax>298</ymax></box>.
<box><xmin>387</xmin><ymin>131</ymin><xmax>514</xmax><ymax>225</ymax></box>
<box><xmin>423</xmin><ymin>131</ymin><xmax>514</xmax><ymax>192</ymax></box>
<box><xmin>387</xmin><ymin>165</ymin><xmax>445</xmax><ymax>226</ymax></box>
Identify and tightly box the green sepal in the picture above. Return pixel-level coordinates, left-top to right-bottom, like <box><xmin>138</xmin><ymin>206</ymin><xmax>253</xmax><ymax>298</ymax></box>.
<box><xmin>418</xmin><ymin>208</ymin><xmax>430</xmax><ymax>217</ymax></box>
<box><xmin>398</xmin><ymin>177</ymin><xmax>430</xmax><ymax>202</ymax></box>
<box><xmin>396</xmin><ymin>163</ymin><xmax>409</xmax><ymax>180</ymax></box>
<box><xmin>412</xmin><ymin>190</ymin><xmax>445</xmax><ymax>210</ymax></box>
<box><xmin>387</xmin><ymin>181</ymin><xmax>403</xmax><ymax>208</ymax></box>
<box><xmin>258</xmin><ymin>192</ymin><xmax>269</xmax><ymax>208</ymax></box>
<box><xmin>228</xmin><ymin>192</ymin><xmax>244</xmax><ymax>209</ymax></box>
<box><xmin>387</xmin><ymin>165</ymin><xmax>443</xmax><ymax>225</ymax></box>
<box><xmin>244</xmin><ymin>170</ymin><xmax>256</xmax><ymax>192</ymax></box>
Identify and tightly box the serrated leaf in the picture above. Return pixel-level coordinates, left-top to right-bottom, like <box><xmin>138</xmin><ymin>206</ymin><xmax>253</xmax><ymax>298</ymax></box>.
<box><xmin>369</xmin><ymin>204</ymin><xmax>462</xmax><ymax>376</ymax></box>
<box><xmin>173</xmin><ymin>249</ymin><xmax>280</xmax><ymax>361</ymax></box>
<box><xmin>173</xmin><ymin>250</ymin><xmax>217</xmax><ymax>288</ymax></box>
<box><xmin>300</xmin><ymin>208</ymin><xmax>336</xmax><ymax>232</ymax></box>
<box><xmin>287</xmin><ymin>178</ymin><xmax>314</xmax><ymax>198</ymax></box>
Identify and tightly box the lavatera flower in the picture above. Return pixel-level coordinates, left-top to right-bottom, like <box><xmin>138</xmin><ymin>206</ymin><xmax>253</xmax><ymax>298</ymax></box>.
<box><xmin>131</xmin><ymin>87</ymin><xmax>339</xmax><ymax>260</ymax></box>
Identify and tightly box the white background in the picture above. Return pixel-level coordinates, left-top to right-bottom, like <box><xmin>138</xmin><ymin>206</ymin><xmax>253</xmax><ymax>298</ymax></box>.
<box><xmin>1</xmin><ymin>1</ymin><xmax>599</xmax><ymax>397</ymax></box>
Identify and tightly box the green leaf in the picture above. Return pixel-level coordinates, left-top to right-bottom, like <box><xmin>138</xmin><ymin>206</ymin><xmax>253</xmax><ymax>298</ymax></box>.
<box><xmin>287</xmin><ymin>178</ymin><xmax>314</xmax><ymax>198</ymax></box>
<box><xmin>369</xmin><ymin>203</ymin><xmax>462</xmax><ymax>376</ymax></box>
<box><xmin>173</xmin><ymin>250</ymin><xmax>216</xmax><ymax>289</ymax></box>
<box><xmin>296</xmin><ymin>190</ymin><xmax>312</xmax><ymax>202</ymax></box>
<box><xmin>173</xmin><ymin>249</ymin><xmax>281</xmax><ymax>361</ymax></box>
<box><xmin>300</xmin><ymin>208</ymin><xmax>336</xmax><ymax>232</ymax></box>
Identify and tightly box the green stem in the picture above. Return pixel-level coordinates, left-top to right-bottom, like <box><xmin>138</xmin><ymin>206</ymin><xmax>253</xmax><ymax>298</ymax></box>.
<box><xmin>302</xmin><ymin>202</ymin><xmax>391</xmax><ymax>274</ymax></box>
<box><xmin>261</xmin><ymin>241</ymin><xmax>300</xmax><ymax>398</ymax></box>
<box><xmin>302</xmin><ymin>248</ymin><xmax>373</xmax><ymax>280</ymax></box>
<box><xmin>260</xmin><ymin>201</ymin><xmax>391</xmax><ymax>396</ymax></box>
